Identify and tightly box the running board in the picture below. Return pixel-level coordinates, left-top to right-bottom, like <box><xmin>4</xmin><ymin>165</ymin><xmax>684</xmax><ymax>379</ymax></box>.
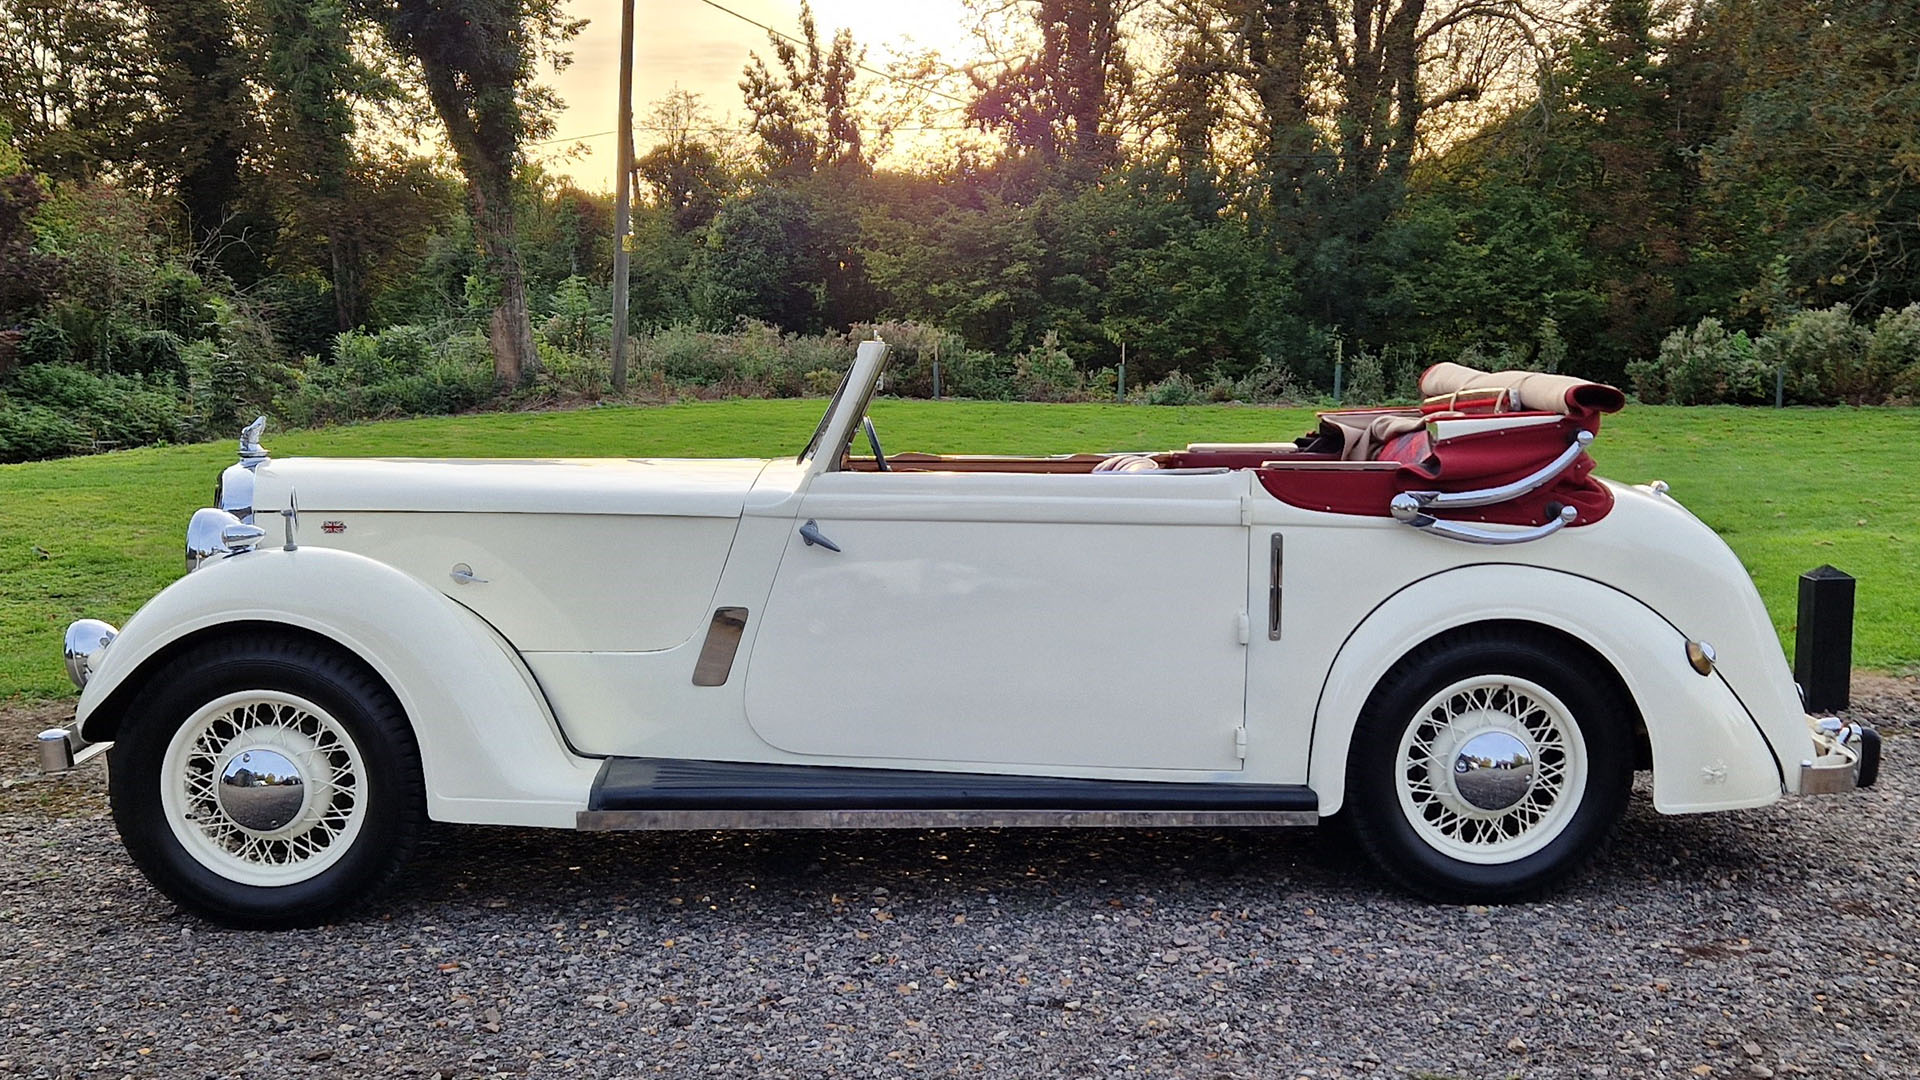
<box><xmin>577</xmin><ymin>757</ymin><xmax>1318</xmax><ymax>831</ymax></box>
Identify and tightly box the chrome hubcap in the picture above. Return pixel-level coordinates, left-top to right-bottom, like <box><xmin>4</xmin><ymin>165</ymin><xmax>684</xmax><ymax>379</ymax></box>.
<box><xmin>1396</xmin><ymin>676</ymin><xmax>1588</xmax><ymax>864</ymax></box>
<box><xmin>160</xmin><ymin>691</ymin><xmax>368</xmax><ymax>885</ymax></box>
<box><xmin>215</xmin><ymin>748</ymin><xmax>307</xmax><ymax>832</ymax></box>
<box><xmin>1452</xmin><ymin>730</ymin><xmax>1535</xmax><ymax>811</ymax></box>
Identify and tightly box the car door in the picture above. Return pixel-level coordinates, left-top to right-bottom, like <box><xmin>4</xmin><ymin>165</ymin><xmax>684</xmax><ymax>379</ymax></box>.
<box><xmin>742</xmin><ymin>467</ymin><xmax>1253</xmax><ymax>772</ymax></box>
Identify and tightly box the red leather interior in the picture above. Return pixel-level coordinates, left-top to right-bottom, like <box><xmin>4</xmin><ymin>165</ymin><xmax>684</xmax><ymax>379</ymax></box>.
<box><xmin>1249</xmin><ymin>410</ymin><xmax>1614</xmax><ymax>527</ymax></box>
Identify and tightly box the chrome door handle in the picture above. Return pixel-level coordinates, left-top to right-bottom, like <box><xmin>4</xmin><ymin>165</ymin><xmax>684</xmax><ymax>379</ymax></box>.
<box><xmin>450</xmin><ymin>563</ymin><xmax>489</xmax><ymax>584</ymax></box>
<box><xmin>798</xmin><ymin>519</ymin><xmax>841</xmax><ymax>552</ymax></box>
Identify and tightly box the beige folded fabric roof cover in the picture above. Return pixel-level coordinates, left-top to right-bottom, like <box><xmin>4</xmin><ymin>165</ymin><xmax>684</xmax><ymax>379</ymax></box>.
<box><xmin>1420</xmin><ymin>362</ymin><xmax>1626</xmax><ymax>415</ymax></box>
<box><xmin>1317</xmin><ymin>412</ymin><xmax>1427</xmax><ymax>461</ymax></box>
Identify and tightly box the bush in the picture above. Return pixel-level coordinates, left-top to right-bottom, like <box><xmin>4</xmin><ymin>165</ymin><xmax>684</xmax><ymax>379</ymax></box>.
<box><xmin>0</xmin><ymin>401</ymin><xmax>86</xmax><ymax>462</ymax></box>
<box><xmin>851</xmin><ymin>321</ymin><xmax>948</xmax><ymax>397</ymax></box>
<box><xmin>1867</xmin><ymin>304</ymin><xmax>1920</xmax><ymax>403</ymax></box>
<box><xmin>540</xmin><ymin>275</ymin><xmax>611</xmax><ymax>355</ymax></box>
<box><xmin>804</xmin><ymin>367</ymin><xmax>841</xmax><ymax>396</ymax></box>
<box><xmin>1145</xmin><ymin>370</ymin><xmax>1198</xmax><ymax>406</ymax></box>
<box><xmin>16</xmin><ymin>319</ymin><xmax>73</xmax><ymax>367</ymax></box>
<box><xmin>1757</xmin><ymin>304</ymin><xmax>1871</xmax><ymax>404</ymax></box>
<box><xmin>1535</xmin><ymin>316</ymin><xmax>1568</xmax><ymax>375</ymax></box>
<box><xmin>1629</xmin><ymin>318</ymin><xmax>1770</xmax><ymax>404</ymax></box>
<box><xmin>275</xmin><ymin>326</ymin><xmax>492</xmax><ymax>427</ymax></box>
<box><xmin>1232</xmin><ymin>358</ymin><xmax>1307</xmax><ymax>404</ymax></box>
<box><xmin>0</xmin><ymin>364</ymin><xmax>191</xmax><ymax>456</ymax></box>
<box><xmin>538</xmin><ymin>343</ymin><xmax>610</xmax><ymax>399</ymax></box>
<box><xmin>1013</xmin><ymin>331</ymin><xmax>1080</xmax><ymax>401</ymax></box>
<box><xmin>932</xmin><ymin>345</ymin><xmax>1015</xmax><ymax>400</ymax></box>
<box><xmin>1345</xmin><ymin>347</ymin><xmax>1387</xmax><ymax>404</ymax></box>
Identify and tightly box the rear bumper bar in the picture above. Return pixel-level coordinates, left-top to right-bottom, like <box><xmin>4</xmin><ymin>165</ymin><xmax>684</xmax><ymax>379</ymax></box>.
<box><xmin>1798</xmin><ymin>716</ymin><xmax>1881</xmax><ymax>795</ymax></box>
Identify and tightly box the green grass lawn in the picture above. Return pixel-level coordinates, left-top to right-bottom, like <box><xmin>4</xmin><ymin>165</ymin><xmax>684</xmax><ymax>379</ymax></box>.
<box><xmin>3</xmin><ymin>399</ymin><xmax>1915</xmax><ymax>700</ymax></box>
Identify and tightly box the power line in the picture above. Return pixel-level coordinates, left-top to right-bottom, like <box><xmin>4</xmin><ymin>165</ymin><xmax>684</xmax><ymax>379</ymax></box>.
<box><xmin>693</xmin><ymin>0</ymin><xmax>974</xmax><ymax>107</ymax></box>
<box><xmin>529</xmin><ymin>129</ymin><xmax>616</xmax><ymax>146</ymax></box>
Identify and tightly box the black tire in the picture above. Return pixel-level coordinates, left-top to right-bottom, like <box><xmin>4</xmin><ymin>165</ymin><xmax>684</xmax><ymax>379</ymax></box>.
<box><xmin>1344</xmin><ymin>627</ymin><xmax>1633</xmax><ymax>903</ymax></box>
<box><xmin>108</xmin><ymin>636</ymin><xmax>425</xmax><ymax>929</ymax></box>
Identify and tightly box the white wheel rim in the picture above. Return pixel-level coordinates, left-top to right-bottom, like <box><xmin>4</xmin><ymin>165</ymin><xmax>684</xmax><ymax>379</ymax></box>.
<box><xmin>1394</xmin><ymin>675</ymin><xmax>1588</xmax><ymax>865</ymax></box>
<box><xmin>160</xmin><ymin>690</ymin><xmax>368</xmax><ymax>886</ymax></box>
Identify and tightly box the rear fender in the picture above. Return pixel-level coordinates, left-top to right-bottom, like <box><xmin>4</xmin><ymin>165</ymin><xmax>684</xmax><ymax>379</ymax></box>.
<box><xmin>75</xmin><ymin>547</ymin><xmax>596</xmax><ymax>827</ymax></box>
<box><xmin>1307</xmin><ymin>565</ymin><xmax>1784</xmax><ymax>816</ymax></box>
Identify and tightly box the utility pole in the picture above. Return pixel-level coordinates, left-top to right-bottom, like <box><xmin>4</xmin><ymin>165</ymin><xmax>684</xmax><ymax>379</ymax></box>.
<box><xmin>609</xmin><ymin>0</ymin><xmax>635</xmax><ymax>393</ymax></box>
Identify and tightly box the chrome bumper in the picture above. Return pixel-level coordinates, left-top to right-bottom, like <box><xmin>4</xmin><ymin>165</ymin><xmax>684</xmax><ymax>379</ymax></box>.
<box><xmin>1798</xmin><ymin>716</ymin><xmax>1882</xmax><ymax>795</ymax></box>
<box><xmin>36</xmin><ymin>727</ymin><xmax>109</xmax><ymax>773</ymax></box>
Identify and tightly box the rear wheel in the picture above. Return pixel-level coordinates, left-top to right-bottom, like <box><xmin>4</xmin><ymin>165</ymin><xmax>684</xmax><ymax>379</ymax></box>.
<box><xmin>109</xmin><ymin>637</ymin><xmax>424</xmax><ymax>929</ymax></box>
<box><xmin>1345</xmin><ymin>629</ymin><xmax>1633</xmax><ymax>902</ymax></box>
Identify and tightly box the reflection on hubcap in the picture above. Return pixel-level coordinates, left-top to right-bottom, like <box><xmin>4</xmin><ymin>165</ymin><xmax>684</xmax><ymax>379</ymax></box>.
<box><xmin>1452</xmin><ymin>730</ymin><xmax>1535</xmax><ymax>811</ymax></box>
<box><xmin>216</xmin><ymin>749</ymin><xmax>306</xmax><ymax>831</ymax></box>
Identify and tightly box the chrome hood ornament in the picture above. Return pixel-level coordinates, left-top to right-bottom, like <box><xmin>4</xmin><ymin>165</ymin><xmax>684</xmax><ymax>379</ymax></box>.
<box><xmin>219</xmin><ymin>417</ymin><xmax>271</xmax><ymax>522</ymax></box>
<box><xmin>238</xmin><ymin>416</ymin><xmax>269</xmax><ymax>468</ymax></box>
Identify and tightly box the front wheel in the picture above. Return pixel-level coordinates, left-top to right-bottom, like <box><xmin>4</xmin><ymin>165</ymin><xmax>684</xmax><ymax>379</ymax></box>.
<box><xmin>109</xmin><ymin>637</ymin><xmax>424</xmax><ymax>928</ymax></box>
<box><xmin>1344</xmin><ymin>629</ymin><xmax>1634</xmax><ymax>903</ymax></box>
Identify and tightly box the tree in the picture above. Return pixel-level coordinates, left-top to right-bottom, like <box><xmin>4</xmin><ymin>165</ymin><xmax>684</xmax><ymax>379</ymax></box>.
<box><xmin>1149</xmin><ymin>0</ymin><xmax>1228</xmax><ymax>218</ymax></box>
<box><xmin>739</xmin><ymin>3</ymin><xmax>868</xmax><ymax>180</ymax></box>
<box><xmin>1704</xmin><ymin>0</ymin><xmax>1920</xmax><ymax>317</ymax></box>
<box><xmin>355</xmin><ymin>0</ymin><xmax>580</xmax><ymax>385</ymax></box>
<box><xmin>967</xmin><ymin>0</ymin><xmax>1135</xmax><ymax>182</ymax></box>
<box><xmin>1207</xmin><ymin>0</ymin><xmax>1542</xmax><ymax>333</ymax></box>
<box><xmin>0</xmin><ymin>170</ymin><xmax>64</xmax><ymax>327</ymax></box>
<box><xmin>0</xmin><ymin>0</ymin><xmax>149</xmax><ymax>181</ymax></box>
<box><xmin>635</xmin><ymin>90</ymin><xmax>733</xmax><ymax>233</ymax></box>
<box><xmin>140</xmin><ymin>0</ymin><xmax>257</xmax><ymax>257</ymax></box>
<box><xmin>260</xmin><ymin>0</ymin><xmax>396</xmax><ymax>330</ymax></box>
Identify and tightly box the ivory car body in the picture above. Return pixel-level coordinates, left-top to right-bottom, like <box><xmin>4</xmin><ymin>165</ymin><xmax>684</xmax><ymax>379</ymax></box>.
<box><xmin>42</xmin><ymin>342</ymin><xmax>1879</xmax><ymax>926</ymax></box>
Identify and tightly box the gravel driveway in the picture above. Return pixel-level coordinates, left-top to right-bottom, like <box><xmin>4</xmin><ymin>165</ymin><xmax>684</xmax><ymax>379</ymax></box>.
<box><xmin>2</xmin><ymin>683</ymin><xmax>1916</xmax><ymax>1080</ymax></box>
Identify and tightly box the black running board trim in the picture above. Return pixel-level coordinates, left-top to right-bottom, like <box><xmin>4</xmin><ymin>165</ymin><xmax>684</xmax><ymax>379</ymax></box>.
<box><xmin>578</xmin><ymin>808</ymin><xmax>1316</xmax><ymax>830</ymax></box>
<box><xmin>580</xmin><ymin>756</ymin><xmax>1318</xmax><ymax>830</ymax></box>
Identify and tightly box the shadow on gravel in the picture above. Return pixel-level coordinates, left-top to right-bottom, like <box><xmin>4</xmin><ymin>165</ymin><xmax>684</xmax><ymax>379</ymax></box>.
<box><xmin>380</xmin><ymin>785</ymin><xmax>1808</xmax><ymax>923</ymax></box>
<box><xmin>388</xmin><ymin>821</ymin><xmax>1371</xmax><ymax>919</ymax></box>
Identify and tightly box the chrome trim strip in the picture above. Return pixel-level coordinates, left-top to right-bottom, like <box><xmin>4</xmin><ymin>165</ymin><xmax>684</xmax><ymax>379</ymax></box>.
<box><xmin>576</xmin><ymin>808</ymin><xmax>1320</xmax><ymax>831</ymax></box>
<box><xmin>690</xmin><ymin>607</ymin><xmax>749</xmax><ymax>686</ymax></box>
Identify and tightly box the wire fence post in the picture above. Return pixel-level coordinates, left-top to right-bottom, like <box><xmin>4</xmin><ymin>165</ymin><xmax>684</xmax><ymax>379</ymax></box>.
<box><xmin>931</xmin><ymin>337</ymin><xmax>942</xmax><ymax>401</ymax></box>
<box><xmin>1332</xmin><ymin>339</ymin><xmax>1344</xmax><ymax>404</ymax></box>
<box><xmin>1117</xmin><ymin>341</ymin><xmax>1126</xmax><ymax>402</ymax></box>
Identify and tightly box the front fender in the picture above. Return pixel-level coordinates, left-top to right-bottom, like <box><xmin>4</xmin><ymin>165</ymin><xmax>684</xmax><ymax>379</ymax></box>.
<box><xmin>76</xmin><ymin>547</ymin><xmax>597</xmax><ymax>827</ymax></box>
<box><xmin>1306</xmin><ymin>565</ymin><xmax>1785</xmax><ymax>816</ymax></box>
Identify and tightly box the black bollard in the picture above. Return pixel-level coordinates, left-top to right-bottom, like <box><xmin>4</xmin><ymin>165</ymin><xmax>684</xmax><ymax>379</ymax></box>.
<box><xmin>1794</xmin><ymin>565</ymin><xmax>1854</xmax><ymax>713</ymax></box>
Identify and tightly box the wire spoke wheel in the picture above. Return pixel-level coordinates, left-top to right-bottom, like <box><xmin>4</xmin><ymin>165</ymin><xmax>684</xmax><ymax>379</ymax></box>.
<box><xmin>1394</xmin><ymin>675</ymin><xmax>1589</xmax><ymax>865</ymax></box>
<box><xmin>159</xmin><ymin>690</ymin><xmax>369</xmax><ymax>887</ymax></box>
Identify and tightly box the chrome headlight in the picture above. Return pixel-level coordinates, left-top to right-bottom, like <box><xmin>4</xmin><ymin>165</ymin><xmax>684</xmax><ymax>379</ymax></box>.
<box><xmin>64</xmin><ymin>619</ymin><xmax>118</xmax><ymax>689</ymax></box>
<box><xmin>186</xmin><ymin>507</ymin><xmax>267</xmax><ymax>572</ymax></box>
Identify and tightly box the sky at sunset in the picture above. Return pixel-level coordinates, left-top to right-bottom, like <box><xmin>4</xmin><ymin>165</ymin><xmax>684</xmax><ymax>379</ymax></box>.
<box><xmin>530</xmin><ymin>0</ymin><xmax>980</xmax><ymax>191</ymax></box>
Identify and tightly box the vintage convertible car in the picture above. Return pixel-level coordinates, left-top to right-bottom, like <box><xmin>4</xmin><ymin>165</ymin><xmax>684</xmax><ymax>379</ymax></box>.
<box><xmin>39</xmin><ymin>341</ymin><xmax>1879</xmax><ymax>927</ymax></box>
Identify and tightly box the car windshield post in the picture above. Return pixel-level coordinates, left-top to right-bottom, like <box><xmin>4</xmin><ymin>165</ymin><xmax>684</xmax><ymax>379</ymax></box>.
<box><xmin>798</xmin><ymin>344</ymin><xmax>888</xmax><ymax>468</ymax></box>
<box><xmin>798</xmin><ymin>364</ymin><xmax>857</xmax><ymax>464</ymax></box>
